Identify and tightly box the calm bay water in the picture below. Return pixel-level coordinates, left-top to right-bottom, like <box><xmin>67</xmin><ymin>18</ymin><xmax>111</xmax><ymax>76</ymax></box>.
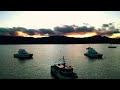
<box><xmin>0</xmin><ymin>44</ymin><xmax>120</xmax><ymax>79</ymax></box>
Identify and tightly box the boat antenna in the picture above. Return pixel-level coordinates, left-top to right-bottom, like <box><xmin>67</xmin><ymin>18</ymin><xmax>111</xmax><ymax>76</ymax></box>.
<box><xmin>63</xmin><ymin>56</ymin><xmax>66</xmax><ymax>67</ymax></box>
<box><xmin>54</xmin><ymin>50</ymin><xmax>62</xmax><ymax>64</ymax></box>
<box><xmin>59</xmin><ymin>50</ymin><xmax>61</xmax><ymax>57</ymax></box>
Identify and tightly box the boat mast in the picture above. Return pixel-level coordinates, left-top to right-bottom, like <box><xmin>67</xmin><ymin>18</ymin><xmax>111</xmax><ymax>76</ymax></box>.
<box><xmin>63</xmin><ymin>56</ymin><xmax>66</xmax><ymax>67</ymax></box>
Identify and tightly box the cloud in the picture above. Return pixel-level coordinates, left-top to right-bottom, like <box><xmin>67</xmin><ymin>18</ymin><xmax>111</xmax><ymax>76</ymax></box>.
<box><xmin>0</xmin><ymin>27</ymin><xmax>55</xmax><ymax>36</ymax></box>
<box><xmin>54</xmin><ymin>25</ymin><xmax>95</xmax><ymax>34</ymax></box>
<box><xmin>54</xmin><ymin>25</ymin><xmax>74</xmax><ymax>34</ymax></box>
<box><xmin>0</xmin><ymin>23</ymin><xmax>119</xmax><ymax>37</ymax></box>
<box><xmin>39</xmin><ymin>29</ymin><xmax>55</xmax><ymax>35</ymax></box>
<box><xmin>97</xmin><ymin>23</ymin><xmax>120</xmax><ymax>36</ymax></box>
<box><xmin>24</xmin><ymin>29</ymin><xmax>38</xmax><ymax>35</ymax></box>
<box><xmin>75</xmin><ymin>26</ymin><xmax>95</xmax><ymax>32</ymax></box>
<box><xmin>0</xmin><ymin>27</ymin><xmax>16</xmax><ymax>36</ymax></box>
<box><xmin>102</xmin><ymin>24</ymin><xmax>109</xmax><ymax>27</ymax></box>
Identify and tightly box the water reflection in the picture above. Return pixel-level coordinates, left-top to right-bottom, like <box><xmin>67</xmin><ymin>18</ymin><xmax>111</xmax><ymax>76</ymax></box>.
<box><xmin>17</xmin><ymin>58</ymin><xmax>33</xmax><ymax>64</ymax></box>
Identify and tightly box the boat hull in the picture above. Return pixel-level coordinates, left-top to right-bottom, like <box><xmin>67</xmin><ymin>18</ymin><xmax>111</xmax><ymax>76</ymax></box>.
<box><xmin>14</xmin><ymin>54</ymin><xmax>33</xmax><ymax>59</ymax></box>
<box><xmin>51</xmin><ymin>66</ymin><xmax>78</xmax><ymax>79</ymax></box>
<box><xmin>108</xmin><ymin>46</ymin><xmax>117</xmax><ymax>48</ymax></box>
<box><xmin>84</xmin><ymin>53</ymin><xmax>103</xmax><ymax>59</ymax></box>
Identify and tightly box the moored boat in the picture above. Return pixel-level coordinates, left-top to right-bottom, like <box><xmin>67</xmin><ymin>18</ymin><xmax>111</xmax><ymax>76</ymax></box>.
<box><xmin>14</xmin><ymin>49</ymin><xmax>33</xmax><ymax>59</ymax></box>
<box><xmin>108</xmin><ymin>45</ymin><xmax>117</xmax><ymax>48</ymax></box>
<box><xmin>51</xmin><ymin>56</ymin><xmax>78</xmax><ymax>79</ymax></box>
<box><xmin>84</xmin><ymin>47</ymin><xmax>103</xmax><ymax>58</ymax></box>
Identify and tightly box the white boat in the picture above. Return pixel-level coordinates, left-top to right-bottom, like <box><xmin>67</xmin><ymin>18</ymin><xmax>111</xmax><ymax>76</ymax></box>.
<box><xmin>51</xmin><ymin>56</ymin><xmax>78</xmax><ymax>79</ymax></box>
<box><xmin>108</xmin><ymin>44</ymin><xmax>117</xmax><ymax>48</ymax></box>
<box><xmin>108</xmin><ymin>40</ymin><xmax>117</xmax><ymax>48</ymax></box>
<box><xmin>84</xmin><ymin>47</ymin><xmax>103</xmax><ymax>58</ymax></box>
<box><xmin>14</xmin><ymin>49</ymin><xmax>33</xmax><ymax>59</ymax></box>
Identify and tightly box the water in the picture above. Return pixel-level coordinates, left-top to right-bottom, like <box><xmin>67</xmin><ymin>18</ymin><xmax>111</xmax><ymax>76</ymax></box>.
<box><xmin>0</xmin><ymin>44</ymin><xmax>120</xmax><ymax>79</ymax></box>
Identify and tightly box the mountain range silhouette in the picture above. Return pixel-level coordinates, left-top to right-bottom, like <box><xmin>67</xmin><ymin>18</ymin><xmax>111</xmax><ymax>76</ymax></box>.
<box><xmin>0</xmin><ymin>35</ymin><xmax>119</xmax><ymax>44</ymax></box>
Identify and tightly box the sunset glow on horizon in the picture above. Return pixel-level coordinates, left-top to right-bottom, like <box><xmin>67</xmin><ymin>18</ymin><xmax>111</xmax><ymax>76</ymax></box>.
<box><xmin>65</xmin><ymin>32</ymin><xmax>97</xmax><ymax>38</ymax></box>
<box><xmin>108</xmin><ymin>33</ymin><xmax>120</xmax><ymax>38</ymax></box>
<box><xmin>15</xmin><ymin>30</ymin><xmax>120</xmax><ymax>39</ymax></box>
<box><xmin>15</xmin><ymin>31</ymin><xmax>49</xmax><ymax>38</ymax></box>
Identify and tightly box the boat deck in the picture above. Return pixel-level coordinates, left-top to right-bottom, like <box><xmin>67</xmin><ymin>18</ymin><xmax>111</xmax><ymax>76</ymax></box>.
<box><xmin>56</xmin><ymin>64</ymin><xmax>72</xmax><ymax>69</ymax></box>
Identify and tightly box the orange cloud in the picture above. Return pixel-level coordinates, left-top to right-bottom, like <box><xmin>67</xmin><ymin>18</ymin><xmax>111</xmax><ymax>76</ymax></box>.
<box><xmin>15</xmin><ymin>31</ymin><xmax>30</xmax><ymax>37</ymax></box>
<box><xmin>15</xmin><ymin>31</ymin><xmax>49</xmax><ymax>38</ymax></box>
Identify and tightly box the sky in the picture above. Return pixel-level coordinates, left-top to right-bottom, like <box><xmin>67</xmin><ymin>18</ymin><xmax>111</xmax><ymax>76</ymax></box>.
<box><xmin>0</xmin><ymin>11</ymin><xmax>120</xmax><ymax>38</ymax></box>
<box><xmin>1</xmin><ymin>11</ymin><xmax>120</xmax><ymax>29</ymax></box>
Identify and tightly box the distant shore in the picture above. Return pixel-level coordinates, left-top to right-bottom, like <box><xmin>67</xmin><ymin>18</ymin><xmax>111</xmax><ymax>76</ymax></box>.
<box><xmin>0</xmin><ymin>35</ymin><xmax>120</xmax><ymax>44</ymax></box>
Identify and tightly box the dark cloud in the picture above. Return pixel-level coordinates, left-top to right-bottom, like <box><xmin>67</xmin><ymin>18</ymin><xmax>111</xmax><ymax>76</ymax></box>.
<box><xmin>98</xmin><ymin>23</ymin><xmax>120</xmax><ymax>36</ymax></box>
<box><xmin>12</xmin><ymin>27</ymin><xmax>27</xmax><ymax>31</ymax></box>
<box><xmin>39</xmin><ymin>29</ymin><xmax>55</xmax><ymax>35</ymax></box>
<box><xmin>75</xmin><ymin>26</ymin><xmax>95</xmax><ymax>32</ymax></box>
<box><xmin>0</xmin><ymin>27</ymin><xmax>55</xmax><ymax>36</ymax></box>
<box><xmin>0</xmin><ymin>27</ymin><xmax>16</xmax><ymax>36</ymax></box>
<box><xmin>54</xmin><ymin>25</ymin><xmax>95</xmax><ymax>35</ymax></box>
<box><xmin>102</xmin><ymin>24</ymin><xmax>109</xmax><ymax>27</ymax></box>
<box><xmin>22</xmin><ymin>29</ymin><xmax>41</xmax><ymax>35</ymax></box>
<box><xmin>54</xmin><ymin>25</ymin><xmax>74</xmax><ymax>34</ymax></box>
<box><xmin>53</xmin><ymin>25</ymin><xmax>97</xmax><ymax>36</ymax></box>
<box><xmin>25</xmin><ymin>29</ymin><xmax>38</xmax><ymax>35</ymax></box>
<box><xmin>97</xmin><ymin>30</ymin><xmax>119</xmax><ymax>36</ymax></box>
<box><xmin>0</xmin><ymin>23</ymin><xmax>119</xmax><ymax>37</ymax></box>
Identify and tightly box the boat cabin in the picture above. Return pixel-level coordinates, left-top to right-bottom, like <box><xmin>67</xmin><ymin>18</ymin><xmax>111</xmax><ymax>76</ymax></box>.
<box><xmin>87</xmin><ymin>47</ymin><xmax>98</xmax><ymax>54</ymax></box>
<box><xmin>55</xmin><ymin>63</ymin><xmax>74</xmax><ymax>73</ymax></box>
<box><xmin>18</xmin><ymin>49</ymin><xmax>28</xmax><ymax>54</ymax></box>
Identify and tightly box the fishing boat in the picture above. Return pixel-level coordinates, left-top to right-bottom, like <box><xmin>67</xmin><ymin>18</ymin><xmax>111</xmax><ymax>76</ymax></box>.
<box><xmin>14</xmin><ymin>49</ymin><xmax>33</xmax><ymax>59</ymax></box>
<box><xmin>84</xmin><ymin>47</ymin><xmax>103</xmax><ymax>58</ymax></box>
<box><xmin>51</xmin><ymin>56</ymin><xmax>78</xmax><ymax>79</ymax></box>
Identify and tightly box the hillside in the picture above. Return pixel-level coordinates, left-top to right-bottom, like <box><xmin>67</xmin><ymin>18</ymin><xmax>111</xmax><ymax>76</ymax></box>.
<box><xmin>0</xmin><ymin>35</ymin><xmax>120</xmax><ymax>44</ymax></box>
